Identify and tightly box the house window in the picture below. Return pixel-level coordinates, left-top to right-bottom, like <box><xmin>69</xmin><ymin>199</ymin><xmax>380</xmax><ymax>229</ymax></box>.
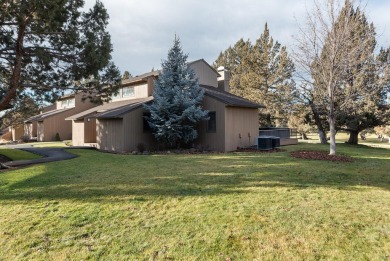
<box><xmin>122</xmin><ymin>86</ymin><xmax>135</xmax><ymax>97</ymax></box>
<box><xmin>207</xmin><ymin>111</ymin><xmax>216</xmax><ymax>133</ymax></box>
<box><xmin>68</xmin><ymin>98</ymin><xmax>75</xmax><ymax>107</ymax></box>
<box><xmin>111</xmin><ymin>87</ymin><xmax>135</xmax><ymax>100</ymax></box>
<box><xmin>143</xmin><ymin>112</ymin><xmax>151</xmax><ymax>132</ymax></box>
<box><xmin>111</xmin><ymin>89</ymin><xmax>122</xmax><ymax>100</ymax></box>
<box><xmin>61</xmin><ymin>98</ymin><xmax>75</xmax><ymax>108</ymax></box>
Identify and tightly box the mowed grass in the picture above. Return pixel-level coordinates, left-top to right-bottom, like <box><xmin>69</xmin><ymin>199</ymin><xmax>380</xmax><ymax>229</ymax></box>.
<box><xmin>0</xmin><ymin>144</ymin><xmax>389</xmax><ymax>260</ymax></box>
<box><xmin>302</xmin><ymin>132</ymin><xmax>390</xmax><ymax>150</ymax></box>
<box><xmin>0</xmin><ymin>148</ymin><xmax>41</xmax><ymax>161</ymax></box>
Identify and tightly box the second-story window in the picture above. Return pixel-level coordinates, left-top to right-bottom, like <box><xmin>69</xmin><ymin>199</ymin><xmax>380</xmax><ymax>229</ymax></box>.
<box><xmin>61</xmin><ymin>98</ymin><xmax>75</xmax><ymax>108</ymax></box>
<box><xmin>122</xmin><ymin>86</ymin><xmax>135</xmax><ymax>97</ymax></box>
<box><xmin>111</xmin><ymin>90</ymin><xmax>121</xmax><ymax>100</ymax></box>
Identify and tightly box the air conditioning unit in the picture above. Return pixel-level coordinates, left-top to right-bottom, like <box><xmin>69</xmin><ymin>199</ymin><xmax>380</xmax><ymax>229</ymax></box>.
<box><xmin>271</xmin><ymin>137</ymin><xmax>280</xmax><ymax>148</ymax></box>
<box><xmin>256</xmin><ymin>136</ymin><xmax>273</xmax><ymax>150</ymax></box>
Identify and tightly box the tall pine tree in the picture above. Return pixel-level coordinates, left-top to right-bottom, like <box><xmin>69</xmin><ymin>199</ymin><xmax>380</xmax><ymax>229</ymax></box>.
<box><xmin>214</xmin><ymin>24</ymin><xmax>296</xmax><ymax>126</ymax></box>
<box><xmin>0</xmin><ymin>0</ymin><xmax>121</xmax><ymax>110</ymax></box>
<box><xmin>214</xmin><ymin>38</ymin><xmax>252</xmax><ymax>92</ymax></box>
<box><xmin>145</xmin><ymin>37</ymin><xmax>208</xmax><ymax>148</ymax></box>
<box><xmin>122</xmin><ymin>71</ymin><xmax>132</xmax><ymax>80</ymax></box>
<box><xmin>0</xmin><ymin>95</ymin><xmax>40</xmax><ymax>129</ymax></box>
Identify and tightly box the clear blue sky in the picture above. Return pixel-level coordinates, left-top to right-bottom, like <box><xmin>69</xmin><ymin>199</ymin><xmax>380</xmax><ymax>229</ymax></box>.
<box><xmin>85</xmin><ymin>0</ymin><xmax>390</xmax><ymax>76</ymax></box>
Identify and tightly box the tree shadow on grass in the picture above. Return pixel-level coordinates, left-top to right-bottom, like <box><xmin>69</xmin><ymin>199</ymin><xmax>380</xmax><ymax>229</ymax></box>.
<box><xmin>0</xmin><ymin>147</ymin><xmax>389</xmax><ymax>202</ymax></box>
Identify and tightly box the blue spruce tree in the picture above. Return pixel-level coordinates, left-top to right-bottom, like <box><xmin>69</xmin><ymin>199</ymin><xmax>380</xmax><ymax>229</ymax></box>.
<box><xmin>145</xmin><ymin>37</ymin><xmax>209</xmax><ymax>148</ymax></box>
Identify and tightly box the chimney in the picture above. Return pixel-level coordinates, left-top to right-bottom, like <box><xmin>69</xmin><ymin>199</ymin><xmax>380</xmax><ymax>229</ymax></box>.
<box><xmin>217</xmin><ymin>66</ymin><xmax>230</xmax><ymax>92</ymax></box>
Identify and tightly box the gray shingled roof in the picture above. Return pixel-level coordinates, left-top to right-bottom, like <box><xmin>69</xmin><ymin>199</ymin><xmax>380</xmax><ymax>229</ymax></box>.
<box><xmin>201</xmin><ymin>85</ymin><xmax>264</xmax><ymax>108</ymax></box>
<box><xmin>90</xmin><ymin>86</ymin><xmax>262</xmax><ymax>119</ymax></box>
<box><xmin>66</xmin><ymin>97</ymin><xmax>152</xmax><ymax>120</ymax></box>
<box><xmin>25</xmin><ymin>108</ymin><xmax>74</xmax><ymax>123</ymax></box>
<box><xmin>96</xmin><ymin>97</ymin><xmax>153</xmax><ymax>119</ymax></box>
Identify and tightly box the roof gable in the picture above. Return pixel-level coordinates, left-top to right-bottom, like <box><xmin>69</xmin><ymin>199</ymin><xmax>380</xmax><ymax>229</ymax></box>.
<box><xmin>25</xmin><ymin>108</ymin><xmax>74</xmax><ymax>123</ymax></box>
<box><xmin>66</xmin><ymin>97</ymin><xmax>152</xmax><ymax>120</ymax></box>
<box><xmin>188</xmin><ymin>59</ymin><xmax>220</xmax><ymax>77</ymax></box>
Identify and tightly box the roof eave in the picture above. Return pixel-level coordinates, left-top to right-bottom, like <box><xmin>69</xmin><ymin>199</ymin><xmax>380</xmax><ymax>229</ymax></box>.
<box><xmin>226</xmin><ymin>104</ymin><xmax>265</xmax><ymax>109</ymax></box>
<box><xmin>204</xmin><ymin>92</ymin><xmax>262</xmax><ymax>109</ymax></box>
<box><xmin>95</xmin><ymin>99</ymin><xmax>151</xmax><ymax>119</ymax></box>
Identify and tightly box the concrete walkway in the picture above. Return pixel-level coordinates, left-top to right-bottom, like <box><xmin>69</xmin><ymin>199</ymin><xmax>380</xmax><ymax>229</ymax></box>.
<box><xmin>2</xmin><ymin>146</ymin><xmax>94</xmax><ymax>167</ymax></box>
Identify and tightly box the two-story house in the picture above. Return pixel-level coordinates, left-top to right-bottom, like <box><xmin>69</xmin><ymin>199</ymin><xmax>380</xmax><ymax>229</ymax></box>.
<box><xmin>67</xmin><ymin>59</ymin><xmax>263</xmax><ymax>152</ymax></box>
<box><xmin>24</xmin><ymin>93</ymin><xmax>97</xmax><ymax>141</ymax></box>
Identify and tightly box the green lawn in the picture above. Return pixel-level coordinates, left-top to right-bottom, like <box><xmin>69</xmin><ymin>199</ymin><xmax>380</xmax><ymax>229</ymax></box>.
<box><xmin>301</xmin><ymin>132</ymin><xmax>390</xmax><ymax>150</ymax></box>
<box><xmin>0</xmin><ymin>144</ymin><xmax>389</xmax><ymax>260</ymax></box>
<box><xmin>0</xmin><ymin>148</ymin><xmax>41</xmax><ymax>161</ymax></box>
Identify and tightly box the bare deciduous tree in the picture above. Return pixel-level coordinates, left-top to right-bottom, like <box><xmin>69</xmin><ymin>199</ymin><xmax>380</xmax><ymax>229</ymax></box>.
<box><xmin>293</xmin><ymin>0</ymin><xmax>376</xmax><ymax>155</ymax></box>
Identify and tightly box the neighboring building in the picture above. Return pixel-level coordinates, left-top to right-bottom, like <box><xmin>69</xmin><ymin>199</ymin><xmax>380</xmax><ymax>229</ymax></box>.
<box><xmin>67</xmin><ymin>59</ymin><xmax>263</xmax><ymax>152</ymax></box>
<box><xmin>66</xmin><ymin>71</ymin><xmax>159</xmax><ymax>146</ymax></box>
<box><xmin>24</xmin><ymin>93</ymin><xmax>97</xmax><ymax>141</ymax></box>
<box><xmin>10</xmin><ymin>124</ymin><xmax>24</xmax><ymax>141</ymax></box>
<box><xmin>0</xmin><ymin>127</ymin><xmax>12</xmax><ymax>142</ymax></box>
<box><xmin>66</xmin><ymin>97</ymin><xmax>153</xmax><ymax>146</ymax></box>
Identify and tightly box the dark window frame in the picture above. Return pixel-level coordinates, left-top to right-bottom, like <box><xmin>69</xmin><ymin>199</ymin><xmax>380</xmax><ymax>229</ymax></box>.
<box><xmin>143</xmin><ymin>112</ymin><xmax>152</xmax><ymax>132</ymax></box>
<box><xmin>207</xmin><ymin>111</ymin><xmax>216</xmax><ymax>133</ymax></box>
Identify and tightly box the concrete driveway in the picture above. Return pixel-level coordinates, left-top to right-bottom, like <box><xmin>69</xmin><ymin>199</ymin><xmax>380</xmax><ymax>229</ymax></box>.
<box><xmin>1</xmin><ymin>144</ymin><xmax>94</xmax><ymax>167</ymax></box>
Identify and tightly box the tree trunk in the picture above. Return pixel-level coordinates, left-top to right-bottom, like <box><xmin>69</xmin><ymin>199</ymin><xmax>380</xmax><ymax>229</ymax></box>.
<box><xmin>310</xmin><ymin>102</ymin><xmax>327</xmax><ymax>144</ymax></box>
<box><xmin>329</xmin><ymin>102</ymin><xmax>336</xmax><ymax>155</ymax></box>
<box><xmin>301</xmin><ymin>132</ymin><xmax>308</xmax><ymax>140</ymax></box>
<box><xmin>347</xmin><ymin>130</ymin><xmax>359</xmax><ymax>144</ymax></box>
<box><xmin>0</xmin><ymin>22</ymin><xmax>26</xmax><ymax>111</ymax></box>
<box><xmin>318</xmin><ymin>130</ymin><xmax>327</xmax><ymax>144</ymax></box>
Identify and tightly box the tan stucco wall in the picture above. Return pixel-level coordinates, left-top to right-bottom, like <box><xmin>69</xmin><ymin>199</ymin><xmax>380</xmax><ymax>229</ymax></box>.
<box><xmin>113</xmin><ymin>82</ymin><xmax>149</xmax><ymax>102</ymax></box>
<box><xmin>95</xmin><ymin>98</ymin><xmax>258</xmax><ymax>153</ymax></box>
<box><xmin>1</xmin><ymin>131</ymin><xmax>12</xmax><ymax>141</ymax></box>
<box><xmin>72</xmin><ymin>120</ymin><xmax>85</xmax><ymax>146</ymax></box>
<box><xmin>93</xmin><ymin>93</ymin><xmax>257</xmax><ymax>152</ymax></box>
<box><xmin>122</xmin><ymin>107</ymin><xmax>156</xmax><ymax>152</ymax></box>
<box><xmin>11</xmin><ymin>125</ymin><xmax>24</xmax><ymax>141</ymax></box>
<box><xmin>189</xmin><ymin>60</ymin><xmax>218</xmax><ymax>88</ymax></box>
<box><xmin>96</xmin><ymin>118</ymin><xmax>124</xmax><ymax>152</ymax></box>
<box><xmin>224</xmin><ymin>107</ymin><xmax>259</xmax><ymax>151</ymax></box>
<box><xmin>196</xmin><ymin>96</ymin><xmax>226</xmax><ymax>151</ymax></box>
<box><xmin>24</xmin><ymin>122</ymin><xmax>37</xmax><ymax>139</ymax></box>
<box><xmin>37</xmin><ymin>122</ymin><xmax>44</xmax><ymax>141</ymax></box>
<box><xmin>147</xmin><ymin>77</ymin><xmax>156</xmax><ymax>96</ymax></box>
<box><xmin>96</xmin><ymin>108</ymin><xmax>156</xmax><ymax>153</ymax></box>
<box><xmin>38</xmin><ymin>94</ymin><xmax>97</xmax><ymax>142</ymax></box>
